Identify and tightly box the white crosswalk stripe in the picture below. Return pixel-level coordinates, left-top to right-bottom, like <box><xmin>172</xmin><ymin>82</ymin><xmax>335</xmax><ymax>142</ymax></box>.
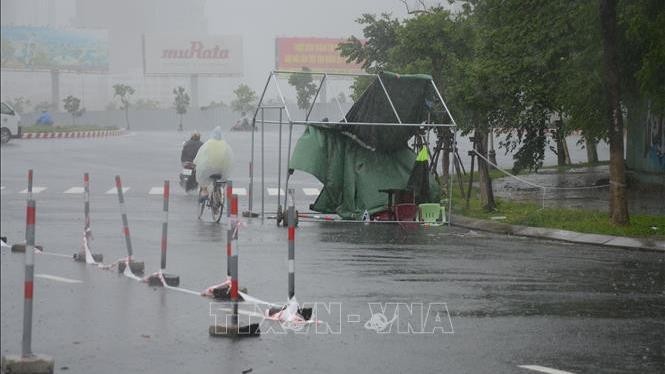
<box><xmin>303</xmin><ymin>187</ymin><xmax>320</xmax><ymax>196</ymax></box>
<box><xmin>3</xmin><ymin>184</ymin><xmax>327</xmax><ymax>197</ymax></box>
<box><xmin>105</xmin><ymin>187</ymin><xmax>130</xmax><ymax>194</ymax></box>
<box><xmin>19</xmin><ymin>187</ymin><xmax>47</xmax><ymax>194</ymax></box>
<box><xmin>232</xmin><ymin>187</ymin><xmax>247</xmax><ymax>196</ymax></box>
<box><xmin>267</xmin><ymin>187</ymin><xmax>284</xmax><ymax>196</ymax></box>
<box><xmin>64</xmin><ymin>187</ymin><xmax>85</xmax><ymax>194</ymax></box>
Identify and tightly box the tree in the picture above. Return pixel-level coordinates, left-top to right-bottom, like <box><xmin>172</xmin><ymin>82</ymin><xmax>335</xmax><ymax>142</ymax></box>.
<box><xmin>63</xmin><ymin>95</ymin><xmax>83</xmax><ymax>125</ymax></box>
<box><xmin>113</xmin><ymin>84</ymin><xmax>135</xmax><ymax>130</ymax></box>
<box><xmin>599</xmin><ymin>0</ymin><xmax>629</xmax><ymax>225</ymax></box>
<box><xmin>288</xmin><ymin>67</ymin><xmax>318</xmax><ymax>111</ymax></box>
<box><xmin>8</xmin><ymin>97</ymin><xmax>31</xmax><ymax>114</ymax></box>
<box><xmin>173</xmin><ymin>86</ymin><xmax>190</xmax><ymax>131</ymax></box>
<box><xmin>230</xmin><ymin>84</ymin><xmax>257</xmax><ymax>114</ymax></box>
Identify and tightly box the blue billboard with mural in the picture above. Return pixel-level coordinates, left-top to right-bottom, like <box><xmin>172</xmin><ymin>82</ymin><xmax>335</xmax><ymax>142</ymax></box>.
<box><xmin>1</xmin><ymin>26</ymin><xmax>109</xmax><ymax>72</ymax></box>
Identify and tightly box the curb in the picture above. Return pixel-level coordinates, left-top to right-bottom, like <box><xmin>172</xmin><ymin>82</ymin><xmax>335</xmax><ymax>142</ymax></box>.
<box><xmin>451</xmin><ymin>215</ymin><xmax>665</xmax><ymax>252</ymax></box>
<box><xmin>21</xmin><ymin>129</ymin><xmax>124</xmax><ymax>139</ymax></box>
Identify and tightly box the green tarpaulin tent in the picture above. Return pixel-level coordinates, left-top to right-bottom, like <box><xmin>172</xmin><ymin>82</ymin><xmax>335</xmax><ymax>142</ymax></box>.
<box><xmin>289</xmin><ymin>72</ymin><xmax>441</xmax><ymax>219</ymax></box>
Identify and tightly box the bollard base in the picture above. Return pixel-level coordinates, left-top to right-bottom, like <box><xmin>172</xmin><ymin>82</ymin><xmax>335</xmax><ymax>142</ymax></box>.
<box><xmin>147</xmin><ymin>273</ymin><xmax>180</xmax><ymax>287</ymax></box>
<box><xmin>11</xmin><ymin>244</ymin><xmax>44</xmax><ymax>253</ymax></box>
<box><xmin>209</xmin><ymin>323</ymin><xmax>260</xmax><ymax>338</ymax></box>
<box><xmin>211</xmin><ymin>284</ymin><xmax>247</xmax><ymax>301</ymax></box>
<box><xmin>242</xmin><ymin>211</ymin><xmax>259</xmax><ymax>218</ymax></box>
<box><xmin>117</xmin><ymin>260</ymin><xmax>145</xmax><ymax>275</ymax></box>
<box><xmin>73</xmin><ymin>252</ymin><xmax>103</xmax><ymax>263</ymax></box>
<box><xmin>1</xmin><ymin>353</ymin><xmax>55</xmax><ymax>374</ymax></box>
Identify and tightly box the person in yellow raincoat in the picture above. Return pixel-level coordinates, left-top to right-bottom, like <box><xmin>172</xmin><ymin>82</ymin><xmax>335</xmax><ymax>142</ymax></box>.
<box><xmin>194</xmin><ymin>126</ymin><xmax>233</xmax><ymax>202</ymax></box>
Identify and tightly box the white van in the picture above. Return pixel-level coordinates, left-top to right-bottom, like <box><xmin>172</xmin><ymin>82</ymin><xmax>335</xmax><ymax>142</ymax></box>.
<box><xmin>1</xmin><ymin>102</ymin><xmax>21</xmax><ymax>144</ymax></box>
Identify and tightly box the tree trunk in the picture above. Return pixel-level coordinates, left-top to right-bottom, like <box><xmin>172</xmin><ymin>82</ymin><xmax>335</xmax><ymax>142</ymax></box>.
<box><xmin>488</xmin><ymin>128</ymin><xmax>497</xmax><ymax>169</ymax></box>
<box><xmin>599</xmin><ymin>0</ymin><xmax>629</xmax><ymax>225</ymax></box>
<box><xmin>475</xmin><ymin>128</ymin><xmax>496</xmax><ymax>211</ymax></box>
<box><xmin>440</xmin><ymin>128</ymin><xmax>452</xmax><ymax>197</ymax></box>
<box><xmin>555</xmin><ymin>121</ymin><xmax>567</xmax><ymax>166</ymax></box>
<box><xmin>124</xmin><ymin>107</ymin><xmax>130</xmax><ymax>130</ymax></box>
<box><xmin>585</xmin><ymin>137</ymin><xmax>599</xmax><ymax>164</ymax></box>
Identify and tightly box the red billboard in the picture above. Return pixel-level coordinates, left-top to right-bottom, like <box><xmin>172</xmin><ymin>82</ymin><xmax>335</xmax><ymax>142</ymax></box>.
<box><xmin>275</xmin><ymin>37</ymin><xmax>364</xmax><ymax>73</ymax></box>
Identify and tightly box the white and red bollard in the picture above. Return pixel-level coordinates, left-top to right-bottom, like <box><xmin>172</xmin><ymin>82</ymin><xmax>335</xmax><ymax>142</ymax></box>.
<box><xmin>1</xmin><ymin>190</ymin><xmax>55</xmax><ymax>373</ymax></box>
<box><xmin>209</xmin><ymin>194</ymin><xmax>260</xmax><ymax>337</ymax></box>
<box><xmin>146</xmin><ymin>180</ymin><xmax>179</xmax><ymax>287</ymax></box>
<box><xmin>203</xmin><ymin>186</ymin><xmax>247</xmax><ymax>300</ymax></box>
<box><xmin>226</xmin><ymin>180</ymin><xmax>233</xmax><ymax>278</ymax></box>
<box><xmin>11</xmin><ymin>169</ymin><xmax>44</xmax><ymax>253</ymax></box>
<box><xmin>74</xmin><ymin>172</ymin><xmax>103</xmax><ymax>263</ymax></box>
<box><xmin>114</xmin><ymin>175</ymin><xmax>144</xmax><ymax>275</ymax></box>
<box><xmin>268</xmin><ymin>188</ymin><xmax>312</xmax><ymax>322</ymax></box>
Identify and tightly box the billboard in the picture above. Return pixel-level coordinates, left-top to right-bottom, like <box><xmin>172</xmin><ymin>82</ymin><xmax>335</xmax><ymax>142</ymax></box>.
<box><xmin>143</xmin><ymin>34</ymin><xmax>243</xmax><ymax>76</ymax></box>
<box><xmin>275</xmin><ymin>37</ymin><xmax>364</xmax><ymax>73</ymax></box>
<box><xmin>0</xmin><ymin>26</ymin><xmax>109</xmax><ymax>72</ymax></box>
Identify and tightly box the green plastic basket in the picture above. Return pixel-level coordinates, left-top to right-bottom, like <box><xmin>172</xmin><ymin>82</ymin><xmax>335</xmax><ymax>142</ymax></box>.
<box><xmin>418</xmin><ymin>203</ymin><xmax>441</xmax><ymax>223</ymax></box>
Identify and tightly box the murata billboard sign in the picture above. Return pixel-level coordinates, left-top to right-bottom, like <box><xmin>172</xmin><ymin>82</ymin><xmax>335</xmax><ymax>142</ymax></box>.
<box><xmin>143</xmin><ymin>34</ymin><xmax>243</xmax><ymax>76</ymax></box>
<box><xmin>275</xmin><ymin>37</ymin><xmax>363</xmax><ymax>73</ymax></box>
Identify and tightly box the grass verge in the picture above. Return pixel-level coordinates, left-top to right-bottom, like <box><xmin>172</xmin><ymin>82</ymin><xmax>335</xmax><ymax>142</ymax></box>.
<box><xmin>450</xmin><ymin>183</ymin><xmax>665</xmax><ymax>239</ymax></box>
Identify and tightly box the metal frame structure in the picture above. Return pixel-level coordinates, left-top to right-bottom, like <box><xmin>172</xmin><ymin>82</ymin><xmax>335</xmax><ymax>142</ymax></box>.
<box><xmin>245</xmin><ymin>70</ymin><xmax>458</xmax><ymax>226</ymax></box>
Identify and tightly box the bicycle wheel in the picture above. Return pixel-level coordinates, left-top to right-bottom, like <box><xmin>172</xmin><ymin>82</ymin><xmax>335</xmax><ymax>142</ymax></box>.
<box><xmin>211</xmin><ymin>186</ymin><xmax>224</xmax><ymax>223</ymax></box>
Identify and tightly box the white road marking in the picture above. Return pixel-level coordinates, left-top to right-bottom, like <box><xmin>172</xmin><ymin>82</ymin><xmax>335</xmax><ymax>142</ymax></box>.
<box><xmin>518</xmin><ymin>365</ymin><xmax>576</xmax><ymax>374</ymax></box>
<box><xmin>232</xmin><ymin>187</ymin><xmax>247</xmax><ymax>196</ymax></box>
<box><xmin>149</xmin><ymin>187</ymin><xmax>163</xmax><ymax>195</ymax></box>
<box><xmin>106</xmin><ymin>187</ymin><xmax>130</xmax><ymax>194</ymax></box>
<box><xmin>303</xmin><ymin>188</ymin><xmax>320</xmax><ymax>196</ymax></box>
<box><xmin>64</xmin><ymin>187</ymin><xmax>85</xmax><ymax>194</ymax></box>
<box><xmin>35</xmin><ymin>274</ymin><xmax>82</xmax><ymax>284</ymax></box>
<box><xmin>19</xmin><ymin>187</ymin><xmax>47</xmax><ymax>194</ymax></box>
<box><xmin>267</xmin><ymin>188</ymin><xmax>284</xmax><ymax>196</ymax></box>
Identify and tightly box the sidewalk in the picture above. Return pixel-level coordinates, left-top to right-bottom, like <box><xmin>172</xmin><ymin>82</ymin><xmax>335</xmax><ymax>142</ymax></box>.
<box><xmin>451</xmin><ymin>215</ymin><xmax>665</xmax><ymax>252</ymax></box>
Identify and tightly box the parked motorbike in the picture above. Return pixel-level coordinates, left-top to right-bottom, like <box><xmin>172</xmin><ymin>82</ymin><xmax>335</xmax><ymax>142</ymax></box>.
<box><xmin>179</xmin><ymin>161</ymin><xmax>198</xmax><ymax>192</ymax></box>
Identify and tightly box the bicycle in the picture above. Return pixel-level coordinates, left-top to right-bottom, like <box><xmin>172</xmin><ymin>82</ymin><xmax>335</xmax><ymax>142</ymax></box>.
<box><xmin>198</xmin><ymin>174</ymin><xmax>225</xmax><ymax>223</ymax></box>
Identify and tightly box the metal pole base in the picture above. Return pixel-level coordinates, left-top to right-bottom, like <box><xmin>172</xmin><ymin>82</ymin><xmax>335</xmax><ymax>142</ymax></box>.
<box><xmin>210</xmin><ymin>284</ymin><xmax>247</xmax><ymax>301</ymax></box>
<box><xmin>1</xmin><ymin>353</ymin><xmax>54</xmax><ymax>374</ymax></box>
<box><xmin>73</xmin><ymin>252</ymin><xmax>103</xmax><ymax>263</ymax></box>
<box><xmin>11</xmin><ymin>244</ymin><xmax>44</xmax><ymax>253</ymax></box>
<box><xmin>146</xmin><ymin>272</ymin><xmax>180</xmax><ymax>287</ymax></box>
<box><xmin>241</xmin><ymin>211</ymin><xmax>259</xmax><ymax>218</ymax></box>
<box><xmin>117</xmin><ymin>260</ymin><xmax>145</xmax><ymax>275</ymax></box>
<box><xmin>208</xmin><ymin>323</ymin><xmax>260</xmax><ymax>337</ymax></box>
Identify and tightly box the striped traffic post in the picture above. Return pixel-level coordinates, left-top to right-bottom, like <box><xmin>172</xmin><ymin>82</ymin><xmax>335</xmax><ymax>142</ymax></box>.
<box><xmin>287</xmin><ymin>189</ymin><xmax>295</xmax><ymax>300</ymax></box>
<box><xmin>84</xmin><ymin>173</ymin><xmax>90</xmax><ymax>235</ymax></box>
<box><xmin>11</xmin><ymin>170</ymin><xmax>38</xmax><ymax>253</ymax></box>
<box><xmin>230</xmin><ymin>194</ymin><xmax>239</xmax><ymax>327</ymax></box>
<box><xmin>1</xmin><ymin>197</ymin><xmax>54</xmax><ymax>372</ymax></box>
<box><xmin>27</xmin><ymin>169</ymin><xmax>33</xmax><ymax>201</ymax></box>
<box><xmin>75</xmin><ymin>172</ymin><xmax>103</xmax><ymax>263</ymax></box>
<box><xmin>160</xmin><ymin>180</ymin><xmax>169</xmax><ymax>270</ymax></box>
<box><xmin>22</xmin><ymin>199</ymin><xmax>36</xmax><ymax>357</ymax></box>
<box><xmin>209</xmin><ymin>194</ymin><xmax>259</xmax><ymax>337</ymax></box>
<box><xmin>147</xmin><ymin>180</ymin><xmax>179</xmax><ymax>287</ymax></box>
<box><xmin>115</xmin><ymin>176</ymin><xmax>144</xmax><ymax>274</ymax></box>
<box><xmin>226</xmin><ymin>181</ymin><xmax>233</xmax><ymax>278</ymax></box>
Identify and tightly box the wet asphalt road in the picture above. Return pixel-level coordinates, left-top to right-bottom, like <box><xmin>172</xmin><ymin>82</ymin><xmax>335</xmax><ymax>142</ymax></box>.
<box><xmin>1</xmin><ymin>130</ymin><xmax>664</xmax><ymax>374</ymax></box>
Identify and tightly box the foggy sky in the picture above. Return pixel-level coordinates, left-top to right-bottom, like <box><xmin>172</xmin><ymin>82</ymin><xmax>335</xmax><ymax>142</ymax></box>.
<box><xmin>205</xmin><ymin>0</ymin><xmax>438</xmax><ymax>92</ymax></box>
